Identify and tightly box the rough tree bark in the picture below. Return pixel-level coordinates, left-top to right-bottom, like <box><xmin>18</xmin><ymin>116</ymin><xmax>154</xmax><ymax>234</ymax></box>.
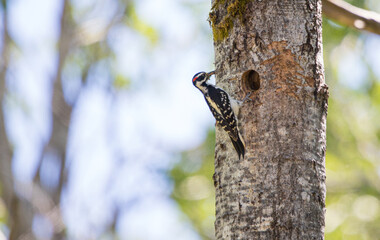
<box><xmin>210</xmin><ymin>0</ymin><xmax>328</xmax><ymax>239</ymax></box>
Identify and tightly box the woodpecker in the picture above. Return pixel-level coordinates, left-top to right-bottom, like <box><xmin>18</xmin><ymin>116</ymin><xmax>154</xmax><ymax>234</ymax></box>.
<box><xmin>192</xmin><ymin>71</ymin><xmax>245</xmax><ymax>159</ymax></box>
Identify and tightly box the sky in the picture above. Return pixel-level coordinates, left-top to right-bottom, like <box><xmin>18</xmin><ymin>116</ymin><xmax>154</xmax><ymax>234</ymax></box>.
<box><xmin>2</xmin><ymin>0</ymin><xmax>380</xmax><ymax>239</ymax></box>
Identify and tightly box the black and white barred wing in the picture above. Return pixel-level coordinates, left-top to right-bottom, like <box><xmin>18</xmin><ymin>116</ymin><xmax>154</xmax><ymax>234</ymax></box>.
<box><xmin>205</xmin><ymin>88</ymin><xmax>238</xmax><ymax>139</ymax></box>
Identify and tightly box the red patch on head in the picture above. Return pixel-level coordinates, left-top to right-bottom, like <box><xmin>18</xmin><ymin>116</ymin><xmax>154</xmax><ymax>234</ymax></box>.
<box><xmin>192</xmin><ymin>76</ymin><xmax>198</xmax><ymax>82</ymax></box>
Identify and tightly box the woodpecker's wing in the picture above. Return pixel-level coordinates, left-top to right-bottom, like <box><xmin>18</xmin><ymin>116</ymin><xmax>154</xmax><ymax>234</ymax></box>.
<box><xmin>205</xmin><ymin>87</ymin><xmax>245</xmax><ymax>158</ymax></box>
<box><xmin>205</xmin><ymin>87</ymin><xmax>239</xmax><ymax>139</ymax></box>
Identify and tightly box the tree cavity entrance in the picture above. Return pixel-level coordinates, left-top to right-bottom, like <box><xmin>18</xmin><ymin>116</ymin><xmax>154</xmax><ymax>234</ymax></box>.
<box><xmin>242</xmin><ymin>70</ymin><xmax>260</xmax><ymax>92</ymax></box>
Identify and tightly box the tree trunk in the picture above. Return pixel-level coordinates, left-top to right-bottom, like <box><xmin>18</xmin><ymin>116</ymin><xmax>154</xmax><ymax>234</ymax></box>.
<box><xmin>210</xmin><ymin>0</ymin><xmax>328</xmax><ymax>239</ymax></box>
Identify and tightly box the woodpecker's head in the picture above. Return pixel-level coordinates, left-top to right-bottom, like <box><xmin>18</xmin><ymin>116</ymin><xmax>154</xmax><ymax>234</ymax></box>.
<box><xmin>192</xmin><ymin>71</ymin><xmax>215</xmax><ymax>90</ymax></box>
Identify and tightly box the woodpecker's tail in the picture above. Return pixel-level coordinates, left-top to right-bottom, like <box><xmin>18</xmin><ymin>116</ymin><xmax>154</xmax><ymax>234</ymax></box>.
<box><xmin>230</xmin><ymin>134</ymin><xmax>245</xmax><ymax>159</ymax></box>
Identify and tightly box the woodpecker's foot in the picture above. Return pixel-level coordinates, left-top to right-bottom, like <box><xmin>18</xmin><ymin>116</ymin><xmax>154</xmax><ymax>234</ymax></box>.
<box><xmin>242</xmin><ymin>92</ymin><xmax>253</xmax><ymax>104</ymax></box>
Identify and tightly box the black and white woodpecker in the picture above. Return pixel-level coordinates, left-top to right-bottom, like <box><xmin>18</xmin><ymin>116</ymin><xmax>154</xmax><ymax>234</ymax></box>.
<box><xmin>192</xmin><ymin>71</ymin><xmax>246</xmax><ymax>159</ymax></box>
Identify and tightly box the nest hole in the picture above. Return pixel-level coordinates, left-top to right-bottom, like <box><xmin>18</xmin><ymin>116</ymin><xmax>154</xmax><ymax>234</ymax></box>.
<box><xmin>242</xmin><ymin>70</ymin><xmax>260</xmax><ymax>92</ymax></box>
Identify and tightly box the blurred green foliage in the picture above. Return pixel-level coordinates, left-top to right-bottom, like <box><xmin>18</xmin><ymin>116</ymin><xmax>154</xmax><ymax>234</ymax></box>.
<box><xmin>171</xmin><ymin>130</ymin><xmax>216</xmax><ymax>239</ymax></box>
<box><xmin>324</xmin><ymin>27</ymin><xmax>380</xmax><ymax>240</ymax></box>
<box><xmin>125</xmin><ymin>3</ymin><xmax>159</xmax><ymax>45</ymax></box>
<box><xmin>171</xmin><ymin>1</ymin><xmax>380</xmax><ymax>239</ymax></box>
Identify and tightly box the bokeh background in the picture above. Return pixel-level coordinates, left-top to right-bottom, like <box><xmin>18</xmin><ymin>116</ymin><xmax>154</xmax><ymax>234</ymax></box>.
<box><xmin>0</xmin><ymin>0</ymin><xmax>380</xmax><ymax>239</ymax></box>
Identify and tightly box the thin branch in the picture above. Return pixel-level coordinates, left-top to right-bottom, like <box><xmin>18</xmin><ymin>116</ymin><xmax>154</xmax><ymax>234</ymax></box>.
<box><xmin>323</xmin><ymin>0</ymin><xmax>380</xmax><ymax>35</ymax></box>
<box><xmin>31</xmin><ymin>0</ymin><xmax>72</xmax><ymax>238</ymax></box>
<box><xmin>15</xmin><ymin>182</ymin><xmax>66</xmax><ymax>234</ymax></box>
<box><xmin>47</xmin><ymin>0</ymin><xmax>72</xmax><ymax>205</ymax></box>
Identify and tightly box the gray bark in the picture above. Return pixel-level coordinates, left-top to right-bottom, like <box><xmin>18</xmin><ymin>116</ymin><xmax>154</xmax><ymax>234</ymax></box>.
<box><xmin>211</xmin><ymin>0</ymin><xmax>328</xmax><ymax>239</ymax></box>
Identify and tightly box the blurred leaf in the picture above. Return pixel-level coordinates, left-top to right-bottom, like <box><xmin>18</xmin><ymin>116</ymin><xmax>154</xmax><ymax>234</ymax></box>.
<box><xmin>125</xmin><ymin>4</ymin><xmax>159</xmax><ymax>45</ymax></box>
<box><xmin>0</xmin><ymin>0</ymin><xmax>6</xmax><ymax>10</ymax></box>
<box><xmin>0</xmin><ymin>198</ymin><xmax>7</xmax><ymax>224</ymax></box>
<box><xmin>113</xmin><ymin>74</ymin><xmax>131</xmax><ymax>89</ymax></box>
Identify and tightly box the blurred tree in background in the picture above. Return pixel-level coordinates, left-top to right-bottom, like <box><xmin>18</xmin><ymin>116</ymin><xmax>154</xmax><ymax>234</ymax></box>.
<box><xmin>1</xmin><ymin>0</ymin><xmax>214</xmax><ymax>239</ymax></box>
<box><xmin>0</xmin><ymin>0</ymin><xmax>379</xmax><ymax>239</ymax></box>
<box><xmin>0</xmin><ymin>0</ymin><xmax>135</xmax><ymax>238</ymax></box>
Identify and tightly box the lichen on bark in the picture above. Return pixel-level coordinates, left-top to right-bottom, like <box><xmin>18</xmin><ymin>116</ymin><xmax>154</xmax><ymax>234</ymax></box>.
<box><xmin>209</xmin><ymin>0</ymin><xmax>252</xmax><ymax>41</ymax></box>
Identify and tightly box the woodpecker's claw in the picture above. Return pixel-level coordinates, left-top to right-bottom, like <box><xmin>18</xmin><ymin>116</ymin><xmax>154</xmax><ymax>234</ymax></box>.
<box><xmin>242</xmin><ymin>92</ymin><xmax>253</xmax><ymax>103</ymax></box>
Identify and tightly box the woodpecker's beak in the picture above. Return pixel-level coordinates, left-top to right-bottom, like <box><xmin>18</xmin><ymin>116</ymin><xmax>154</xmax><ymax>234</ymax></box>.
<box><xmin>206</xmin><ymin>71</ymin><xmax>215</xmax><ymax>79</ymax></box>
